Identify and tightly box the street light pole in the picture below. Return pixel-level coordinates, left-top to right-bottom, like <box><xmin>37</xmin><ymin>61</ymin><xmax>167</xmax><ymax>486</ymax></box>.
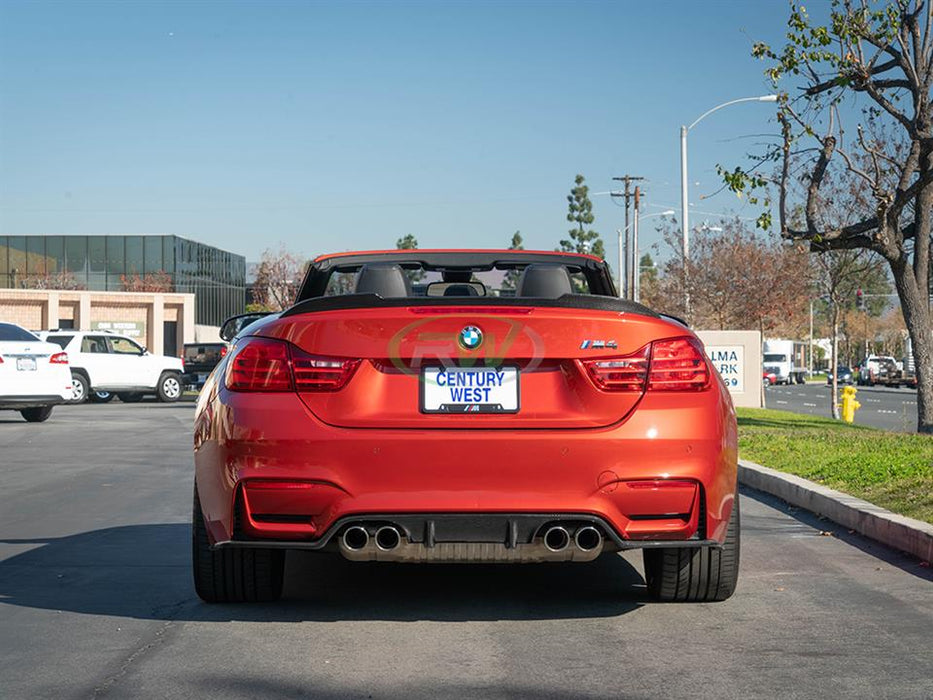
<box><xmin>617</xmin><ymin>209</ymin><xmax>674</xmax><ymax>301</ymax></box>
<box><xmin>680</xmin><ymin>124</ymin><xmax>690</xmax><ymax>315</ymax></box>
<box><xmin>680</xmin><ymin>94</ymin><xmax>778</xmax><ymax>320</ymax></box>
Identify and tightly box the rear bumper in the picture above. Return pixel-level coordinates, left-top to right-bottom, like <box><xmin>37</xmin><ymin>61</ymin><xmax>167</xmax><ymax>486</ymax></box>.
<box><xmin>0</xmin><ymin>394</ymin><xmax>65</xmax><ymax>409</ymax></box>
<box><xmin>194</xmin><ymin>386</ymin><xmax>738</xmax><ymax>551</ymax></box>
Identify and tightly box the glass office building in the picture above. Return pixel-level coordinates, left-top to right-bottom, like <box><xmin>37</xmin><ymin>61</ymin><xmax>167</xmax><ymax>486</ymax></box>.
<box><xmin>0</xmin><ymin>235</ymin><xmax>246</xmax><ymax>326</ymax></box>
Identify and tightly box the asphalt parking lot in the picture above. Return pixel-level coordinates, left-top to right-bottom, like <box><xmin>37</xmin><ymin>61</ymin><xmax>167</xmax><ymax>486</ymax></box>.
<box><xmin>1</xmin><ymin>403</ymin><xmax>932</xmax><ymax>699</ymax></box>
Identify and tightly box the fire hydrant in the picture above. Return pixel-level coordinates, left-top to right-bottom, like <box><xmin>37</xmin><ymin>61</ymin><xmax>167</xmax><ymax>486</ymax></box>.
<box><xmin>841</xmin><ymin>385</ymin><xmax>860</xmax><ymax>423</ymax></box>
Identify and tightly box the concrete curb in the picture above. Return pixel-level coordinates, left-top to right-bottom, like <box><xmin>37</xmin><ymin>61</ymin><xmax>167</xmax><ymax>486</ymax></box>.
<box><xmin>738</xmin><ymin>459</ymin><xmax>933</xmax><ymax>563</ymax></box>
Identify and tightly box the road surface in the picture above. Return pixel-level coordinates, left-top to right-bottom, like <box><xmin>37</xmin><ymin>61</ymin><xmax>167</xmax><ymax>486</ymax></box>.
<box><xmin>1</xmin><ymin>403</ymin><xmax>931</xmax><ymax>699</ymax></box>
<box><xmin>766</xmin><ymin>383</ymin><xmax>918</xmax><ymax>431</ymax></box>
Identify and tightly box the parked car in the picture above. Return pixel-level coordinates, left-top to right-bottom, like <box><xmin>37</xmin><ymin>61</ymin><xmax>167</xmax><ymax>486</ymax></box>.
<box><xmin>763</xmin><ymin>369</ymin><xmax>777</xmax><ymax>386</ymax></box>
<box><xmin>181</xmin><ymin>342</ymin><xmax>227</xmax><ymax>389</ymax></box>
<box><xmin>826</xmin><ymin>366</ymin><xmax>854</xmax><ymax>385</ymax></box>
<box><xmin>0</xmin><ymin>322</ymin><xmax>72</xmax><ymax>422</ymax></box>
<box><xmin>39</xmin><ymin>330</ymin><xmax>184</xmax><ymax>403</ymax></box>
<box><xmin>192</xmin><ymin>250</ymin><xmax>740</xmax><ymax>603</ymax></box>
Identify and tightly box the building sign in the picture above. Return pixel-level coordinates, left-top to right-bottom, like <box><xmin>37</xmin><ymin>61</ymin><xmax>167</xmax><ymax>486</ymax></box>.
<box><xmin>92</xmin><ymin>321</ymin><xmax>144</xmax><ymax>339</ymax></box>
<box><xmin>706</xmin><ymin>345</ymin><xmax>745</xmax><ymax>392</ymax></box>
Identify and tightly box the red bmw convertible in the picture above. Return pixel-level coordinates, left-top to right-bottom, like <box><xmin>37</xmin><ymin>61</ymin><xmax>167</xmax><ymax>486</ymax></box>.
<box><xmin>192</xmin><ymin>250</ymin><xmax>739</xmax><ymax>603</ymax></box>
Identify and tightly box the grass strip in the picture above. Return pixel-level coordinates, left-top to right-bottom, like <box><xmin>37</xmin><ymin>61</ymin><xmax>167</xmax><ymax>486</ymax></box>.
<box><xmin>736</xmin><ymin>407</ymin><xmax>933</xmax><ymax>525</ymax></box>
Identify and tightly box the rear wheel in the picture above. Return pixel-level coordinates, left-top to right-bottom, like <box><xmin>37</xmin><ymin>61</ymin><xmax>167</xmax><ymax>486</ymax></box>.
<box><xmin>192</xmin><ymin>485</ymin><xmax>284</xmax><ymax>603</ymax></box>
<box><xmin>118</xmin><ymin>392</ymin><xmax>143</xmax><ymax>403</ymax></box>
<box><xmin>69</xmin><ymin>373</ymin><xmax>89</xmax><ymax>404</ymax></box>
<box><xmin>157</xmin><ymin>372</ymin><xmax>182</xmax><ymax>403</ymax></box>
<box><xmin>643</xmin><ymin>497</ymin><xmax>740</xmax><ymax>602</ymax></box>
<box><xmin>21</xmin><ymin>406</ymin><xmax>53</xmax><ymax>423</ymax></box>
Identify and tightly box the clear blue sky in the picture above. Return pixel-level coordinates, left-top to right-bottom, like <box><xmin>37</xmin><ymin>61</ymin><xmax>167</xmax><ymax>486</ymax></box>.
<box><xmin>0</xmin><ymin>0</ymin><xmax>803</xmax><ymax>265</ymax></box>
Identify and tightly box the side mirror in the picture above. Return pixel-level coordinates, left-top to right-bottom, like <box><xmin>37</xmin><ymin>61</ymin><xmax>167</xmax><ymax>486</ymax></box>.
<box><xmin>220</xmin><ymin>312</ymin><xmax>273</xmax><ymax>342</ymax></box>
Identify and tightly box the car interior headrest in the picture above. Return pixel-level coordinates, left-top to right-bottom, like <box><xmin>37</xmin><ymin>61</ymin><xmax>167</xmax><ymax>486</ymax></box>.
<box><xmin>517</xmin><ymin>264</ymin><xmax>573</xmax><ymax>297</ymax></box>
<box><xmin>354</xmin><ymin>264</ymin><xmax>411</xmax><ymax>298</ymax></box>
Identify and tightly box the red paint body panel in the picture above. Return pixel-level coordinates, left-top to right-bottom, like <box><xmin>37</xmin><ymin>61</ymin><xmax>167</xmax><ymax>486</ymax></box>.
<box><xmin>194</xmin><ymin>370</ymin><xmax>737</xmax><ymax>546</ymax></box>
<box><xmin>194</xmin><ymin>252</ymin><xmax>737</xmax><ymax>552</ymax></box>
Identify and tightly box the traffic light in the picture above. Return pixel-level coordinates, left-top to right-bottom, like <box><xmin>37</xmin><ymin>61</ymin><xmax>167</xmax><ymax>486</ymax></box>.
<box><xmin>856</xmin><ymin>288</ymin><xmax>865</xmax><ymax>310</ymax></box>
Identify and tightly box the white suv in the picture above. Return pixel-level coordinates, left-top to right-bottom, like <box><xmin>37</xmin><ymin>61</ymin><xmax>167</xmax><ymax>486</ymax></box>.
<box><xmin>40</xmin><ymin>330</ymin><xmax>185</xmax><ymax>403</ymax></box>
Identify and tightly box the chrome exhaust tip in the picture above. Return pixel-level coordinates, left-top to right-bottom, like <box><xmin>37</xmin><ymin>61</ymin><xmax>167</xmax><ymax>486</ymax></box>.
<box><xmin>374</xmin><ymin>525</ymin><xmax>402</xmax><ymax>551</ymax></box>
<box><xmin>342</xmin><ymin>525</ymin><xmax>369</xmax><ymax>551</ymax></box>
<box><xmin>543</xmin><ymin>526</ymin><xmax>571</xmax><ymax>552</ymax></box>
<box><xmin>574</xmin><ymin>526</ymin><xmax>602</xmax><ymax>552</ymax></box>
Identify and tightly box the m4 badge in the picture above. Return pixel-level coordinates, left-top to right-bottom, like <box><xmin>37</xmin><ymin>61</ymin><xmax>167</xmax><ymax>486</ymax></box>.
<box><xmin>580</xmin><ymin>339</ymin><xmax>618</xmax><ymax>349</ymax></box>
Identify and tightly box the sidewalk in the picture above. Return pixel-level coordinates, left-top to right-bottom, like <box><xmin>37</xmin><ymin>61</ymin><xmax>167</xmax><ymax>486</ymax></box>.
<box><xmin>739</xmin><ymin>458</ymin><xmax>933</xmax><ymax>563</ymax></box>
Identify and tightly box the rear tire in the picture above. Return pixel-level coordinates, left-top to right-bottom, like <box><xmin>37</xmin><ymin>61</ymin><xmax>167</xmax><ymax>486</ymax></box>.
<box><xmin>69</xmin><ymin>373</ymin><xmax>89</xmax><ymax>404</ymax></box>
<box><xmin>118</xmin><ymin>392</ymin><xmax>143</xmax><ymax>403</ymax></box>
<box><xmin>157</xmin><ymin>372</ymin><xmax>182</xmax><ymax>403</ymax></box>
<box><xmin>643</xmin><ymin>496</ymin><xmax>740</xmax><ymax>602</ymax></box>
<box><xmin>21</xmin><ymin>406</ymin><xmax>53</xmax><ymax>423</ymax></box>
<box><xmin>192</xmin><ymin>485</ymin><xmax>284</xmax><ymax>603</ymax></box>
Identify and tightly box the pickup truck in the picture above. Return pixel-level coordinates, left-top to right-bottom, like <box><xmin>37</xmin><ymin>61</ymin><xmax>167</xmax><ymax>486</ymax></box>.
<box><xmin>858</xmin><ymin>355</ymin><xmax>908</xmax><ymax>387</ymax></box>
<box><xmin>181</xmin><ymin>342</ymin><xmax>227</xmax><ymax>390</ymax></box>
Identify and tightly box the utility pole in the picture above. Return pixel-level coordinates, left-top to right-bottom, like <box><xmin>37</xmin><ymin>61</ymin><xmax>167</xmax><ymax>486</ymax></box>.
<box><xmin>611</xmin><ymin>175</ymin><xmax>645</xmax><ymax>299</ymax></box>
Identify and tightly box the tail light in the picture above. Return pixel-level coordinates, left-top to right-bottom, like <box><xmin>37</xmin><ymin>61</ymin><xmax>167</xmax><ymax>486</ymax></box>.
<box><xmin>582</xmin><ymin>337</ymin><xmax>709</xmax><ymax>392</ymax></box>
<box><xmin>581</xmin><ymin>345</ymin><xmax>650</xmax><ymax>391</ymax></box>
<box><xmin>648</xmin><ymin>337</ymin><xmax>709</xmax><ymax>391</ymax></box>
<box><xmin>49</xmin><ymin>352</ymin><xmax>69</xmax><ymax>365</ymax></box>
<box><xmin>225</xmin><ymin>337</ymin><xmax>359</xmax><ymax>393</ymax></box>
<box><xmin>220</xmin><ymin>346</ymin><xmax>228</xmax><ymax>358</ymax></box>
<box><xmin>292</xmin><ymin>350</ymin><xmax>361</xmax><ymax>391</ymax></box>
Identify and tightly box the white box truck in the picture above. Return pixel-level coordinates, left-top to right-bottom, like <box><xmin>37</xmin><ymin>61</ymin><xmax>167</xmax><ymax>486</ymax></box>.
<box><xmin>763</xmin><ymin>339</ymin><xmax>808</xmax><ymax>385</ymax></box>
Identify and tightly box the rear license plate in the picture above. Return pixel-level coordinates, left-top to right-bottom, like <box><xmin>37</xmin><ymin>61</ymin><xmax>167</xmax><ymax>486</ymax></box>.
<box><xmin>421</xmin><ymin>366</ymin><xmax>519</xmax><ymax>414</ymax></box>
<box><xmin>16</xmin><ymin>358</ymin><xmax>37</xmax><ymax>372</ymax></box>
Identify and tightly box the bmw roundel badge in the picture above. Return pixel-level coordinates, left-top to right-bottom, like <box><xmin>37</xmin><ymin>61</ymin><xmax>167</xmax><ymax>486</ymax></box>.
<box><xmin>458</xmin><ymin>325</ymin><xmax>483</xmax><ymax>350</ymax></box>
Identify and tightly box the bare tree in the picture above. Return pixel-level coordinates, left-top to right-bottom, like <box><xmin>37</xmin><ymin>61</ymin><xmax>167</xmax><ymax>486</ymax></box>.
<box><xmin>726</xmin><ymin>1</ymin><xmax>933</xmax><ymax>432</ymax></box>
<box><xmin>251</xmin><ymin>247</ymin><xmax>307</xmax><ymax>311</ymax></box>
<box><xmin>648</xmin><ymin>217</ymin><xmax>813</xmax><ymax>335</ymax></box>
<box><xmin>18</xmin><ymin>270</ymin><xmax>86</xmax><ymax>290</ymax></box>
<box><xmin>120</xmin><ymin>271</ymin><xmax>173</xmax><ymax>293</ymax></box>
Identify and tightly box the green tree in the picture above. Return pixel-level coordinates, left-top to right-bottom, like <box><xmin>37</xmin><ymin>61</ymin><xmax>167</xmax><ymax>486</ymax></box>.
<box><xmin>722</xmin><ymin>0</ymin><xmax>933</xmax><ymax>432</ymax></box>
<box><xmin>560</xmin><ymin>174</ymin><xmax>605</xmax><ymax>259</ymax></box>
<box><xmin>394</xmin><ymin>234</ymin><xmax>423</xmax><ymax>284</ymax></box>
<box><xmin>503</xmin><ymin>230</ymin><xmax>524</xmax><ymax>291</ymax></box>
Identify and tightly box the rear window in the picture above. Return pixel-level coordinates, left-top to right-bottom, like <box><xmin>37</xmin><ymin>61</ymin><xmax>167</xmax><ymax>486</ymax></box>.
<box><xmin>184</xmin><ymin>344</ymin><xmax>225</xmax><ymax>362</ymax></box>
<box><xmin>45</xmin><ymin>335</ymin><xmax>74</xmax><ymax>350</ymax></box>
<box><xmin>0</xmin><ymin>323</ymin><xmax>39</xmax><ymax>342</ymax></box>
<box><xmin>323</xmin><ymin>264</ymin><xmax>590</xmax><ymax>298</ymax></box>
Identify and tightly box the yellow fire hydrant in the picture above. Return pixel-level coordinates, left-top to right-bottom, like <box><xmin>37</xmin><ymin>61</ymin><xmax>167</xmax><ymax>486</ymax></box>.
<box><xmin>841</xmin><ymin>385</ymin><xmax>860</xmax><ymax>423</ymax></box>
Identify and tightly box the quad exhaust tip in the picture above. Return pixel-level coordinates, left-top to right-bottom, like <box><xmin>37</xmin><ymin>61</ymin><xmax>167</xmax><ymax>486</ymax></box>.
<box><xmin>342</xmin><ymin>525</ymin><xmax>369</xmax><ymax>551</ymax></box>
<box><xmin>574</xmin><ymin>526</ymin><xmax>602</xmax><ymax>552</ymax></box>
<box><xmin>543</xmin><ymin>526</ymin><xmax>571</xmax><ymax>552</ymax></box>
<box><xmin>374</xmin><ymin>525</ymin><xmax>402</xmax><ymax>551</ymax></box>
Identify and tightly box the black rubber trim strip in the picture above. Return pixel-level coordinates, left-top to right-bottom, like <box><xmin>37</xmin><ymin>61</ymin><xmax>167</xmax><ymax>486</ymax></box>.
<box><xmin>280</xmin><ymin>293</ymin><xmax>660</xmax><ymax>318</ymax></box>
<box><xmin>296</xmin><ymin>251</ymin><xmax>619</xmax><ymax>301</ymax></box>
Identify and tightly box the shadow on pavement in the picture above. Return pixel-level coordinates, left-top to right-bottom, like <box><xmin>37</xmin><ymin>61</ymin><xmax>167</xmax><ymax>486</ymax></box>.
<box><xmin>741</xmin><ymin>486</ymin><xmax>933</xmax><ymax>581</ymax></box>
<box><xmin>0</xmin><ymin>524</ymin><xmax>644</xmax><ymax>622</ymax></box>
